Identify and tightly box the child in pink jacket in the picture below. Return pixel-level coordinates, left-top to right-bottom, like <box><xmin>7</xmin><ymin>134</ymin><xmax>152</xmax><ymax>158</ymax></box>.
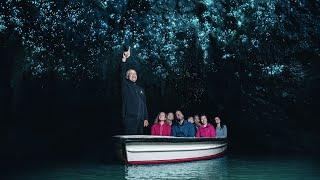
<box><xmin>151</xmin><ymin>112</ymin><xmax>171</xmax><ymax>136</ymax></box>
<box><xmin>196</xmin><ymin>115</ymin><xmax>216</xmax><ymax>137</ymax></box>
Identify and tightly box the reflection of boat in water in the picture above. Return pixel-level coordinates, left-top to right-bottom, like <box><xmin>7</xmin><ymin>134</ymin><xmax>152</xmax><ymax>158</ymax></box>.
<box><xmin>113</xmin><ymin>135</ymin><xmax>227</xmax><ymax>165</ymax></box>
<box><xmin>125</xmin><ymin>157</ymin><xmax>228</xmax><ymax>180</ymax></box>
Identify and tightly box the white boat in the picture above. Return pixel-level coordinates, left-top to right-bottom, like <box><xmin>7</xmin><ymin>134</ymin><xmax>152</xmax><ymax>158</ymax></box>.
<box><xmin>113</xmin><ymin>135</ymin><xmax>227</xmax><ymax>165</ymax></box>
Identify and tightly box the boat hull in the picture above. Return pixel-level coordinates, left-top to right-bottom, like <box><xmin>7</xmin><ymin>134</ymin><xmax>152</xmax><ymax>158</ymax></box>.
<box><xmin>114</xmin><ymin>135</ymin><xmax>227</xmax><ymax>165</ymax></box>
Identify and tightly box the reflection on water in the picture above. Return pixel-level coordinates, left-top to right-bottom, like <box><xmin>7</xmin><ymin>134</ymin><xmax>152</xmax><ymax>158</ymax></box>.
<box><xmin>7</xmin><ymin>164</ymin><xmax>126</xmax><ymax>180</ymax></box>
<box><xmin>125</xmin><ymin>157</ymin><xmax>228</xmax><ymax>180</ymax></box>
<box><xmin>6</xmin><ymin>155</ymin><xmax>320</xmax><ymax>180</ymax></box>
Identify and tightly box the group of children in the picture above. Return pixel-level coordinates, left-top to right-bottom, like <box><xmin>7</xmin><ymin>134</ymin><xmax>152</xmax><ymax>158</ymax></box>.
<box><xmin>151</xmin><ymin>110</ymin><xmax>227</xmax><ymax>138</ymax></box>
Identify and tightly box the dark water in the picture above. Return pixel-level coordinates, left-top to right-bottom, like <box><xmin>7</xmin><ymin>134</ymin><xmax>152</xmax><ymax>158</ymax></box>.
<box><xmin>4</xmin><ymin>154</ymin><xmax>320</xmax><ymax>180</ymax></box>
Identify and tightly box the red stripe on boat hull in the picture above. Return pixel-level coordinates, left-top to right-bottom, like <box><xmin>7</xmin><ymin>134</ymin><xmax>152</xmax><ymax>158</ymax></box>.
<box><xmin>127</xmin><ymin>150</ymin><xmax>226</xmax><ymax>165</ymax></box>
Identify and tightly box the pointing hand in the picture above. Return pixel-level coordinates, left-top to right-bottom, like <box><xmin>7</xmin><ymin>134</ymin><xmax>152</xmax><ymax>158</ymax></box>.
<box><xmin>122</xmin><ymin>47</ymin><xmax>130</xmax><ymax>62</ymax></box>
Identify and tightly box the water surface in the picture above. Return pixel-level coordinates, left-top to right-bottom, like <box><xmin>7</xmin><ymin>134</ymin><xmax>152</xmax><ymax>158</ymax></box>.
<box><xmin>5</xmin><ymin>155</ymin><xmax>320</xmax><ymax>180</ymax></box>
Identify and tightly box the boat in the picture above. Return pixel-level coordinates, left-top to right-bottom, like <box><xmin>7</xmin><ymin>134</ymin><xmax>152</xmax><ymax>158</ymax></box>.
<box><xmin>113</xmin><ymin>135</ymin><xmax>227</xmax><ymax>165</ymax></box>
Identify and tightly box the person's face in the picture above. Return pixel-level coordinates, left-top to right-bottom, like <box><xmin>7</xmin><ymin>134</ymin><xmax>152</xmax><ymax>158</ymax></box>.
<box><xmin>167</xmin><ymin>113</ymin><xmax>174</xmax><ymax>121</ymax></box>
<box><xmin>175</xmin><ymin>111</ymin><xmax>184</xmax><ymax>120</ymax></box>
<box><xmin>188</xmin><ymin>117</ymin><xmax>194</xmax><ymax>123</ymax></box>
<box><xmin>194</xmin><ymin>115</ymin><xmax>200</xmax><ymax>122</ymax></box>
<box><xmin>215</xmin><ymin>117</ymin><xmax>221</xmax><ymax>124</ymax></box>
<box><xmin>158</xmin><ymin>112</ymin><xmax>166</xmax><ymax>121</ymax></box>
<box><xmin>201</xmin><ymin>115</ymin><xmax>208</xmax><ymax>124</ymax></box>
<box><xmin>127</xmin><ymin>69</ymin><xmax>137</xmax><ymax>82</ymax></box>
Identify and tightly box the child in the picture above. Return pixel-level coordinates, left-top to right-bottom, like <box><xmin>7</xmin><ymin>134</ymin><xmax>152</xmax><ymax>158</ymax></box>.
<box><xmin>196</xmin><ymin>115</ymin><xmax>216</xmax><ymax>137</ymax></box>
<box><xmin>151</xmin><ymin>112</ymin><xmax>171</xmax><ymax>136</ymax></box>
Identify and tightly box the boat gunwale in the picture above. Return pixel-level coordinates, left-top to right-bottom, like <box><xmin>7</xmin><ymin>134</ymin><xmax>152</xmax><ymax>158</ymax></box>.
<box><xmin>113</xmin><ymin>136</ymin><xmax>227</xmax><ymax>143</ymax></box>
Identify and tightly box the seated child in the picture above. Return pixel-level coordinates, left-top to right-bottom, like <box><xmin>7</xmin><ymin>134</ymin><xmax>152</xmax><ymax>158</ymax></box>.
<box><xmin>151</xmin><ymin>112</ymin><xmax>171</xmax><ymax>136</ymax></box>
<box><xmin>214</xmin><ymin>116</ymin><xmax>227</xmax><ymax>138</ymax></box>
<box><xmin>166</xmin><ymin>112</ymin><xmax>174</xmax><ymax>126</ymax></box>
<box><xmin>196</xmin><ymin>115</ymin><xmax>216</xmax><ymax>137</ymax></box>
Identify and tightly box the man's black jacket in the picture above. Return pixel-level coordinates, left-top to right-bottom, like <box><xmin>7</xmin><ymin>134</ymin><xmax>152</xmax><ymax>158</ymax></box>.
<box><xmin>121</xmin><ymin>62</ymin><xmax>148</xmax><ymax>122</ymax></box>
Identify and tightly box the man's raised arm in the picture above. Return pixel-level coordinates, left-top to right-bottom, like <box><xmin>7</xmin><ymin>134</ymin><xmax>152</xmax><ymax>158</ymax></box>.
<box><xmin>121</xmin><ymin>47</ymin><xmax>130</xmax><ymax>81</ymax></box>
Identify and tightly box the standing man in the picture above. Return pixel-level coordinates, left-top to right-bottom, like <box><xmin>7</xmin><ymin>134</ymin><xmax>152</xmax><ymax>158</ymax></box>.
<box><xmin>121</xmin><ymin>47</ymin><xmax>149</xmax><ymax>134</ymax></box>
